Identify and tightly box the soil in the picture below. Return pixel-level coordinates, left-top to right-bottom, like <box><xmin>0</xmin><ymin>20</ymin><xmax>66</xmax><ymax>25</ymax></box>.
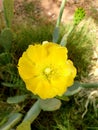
<box><xmin>13</xmin><ymin>0</ymin><xmax>98</xmax><ymax>24</ymax></box>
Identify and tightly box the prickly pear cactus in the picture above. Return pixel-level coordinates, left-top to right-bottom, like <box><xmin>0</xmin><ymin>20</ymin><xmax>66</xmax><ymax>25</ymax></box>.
<box><xmin>74</xmin><ymin>8</ymin><xmax>85</xmax><ymax>25</ymax></box>
<box><xmin>0</xmin><ymin>28</ymin><xmax>13</xmax><ymax>51</ymax></box>
<box><xmin>3</xmin><ymin>0</ymin><xmax>14</xmax><ymax>27</ymax></box>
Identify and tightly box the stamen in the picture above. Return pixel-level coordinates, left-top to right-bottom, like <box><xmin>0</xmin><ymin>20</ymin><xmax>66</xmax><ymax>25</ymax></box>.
<box><xmin>44</xmin><ymin>67</ymin><xmax>51</xmax><ymax>75</ymax></box>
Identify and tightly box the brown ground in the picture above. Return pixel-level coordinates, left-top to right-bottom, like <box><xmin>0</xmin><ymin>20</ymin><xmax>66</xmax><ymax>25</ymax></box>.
<box><xmin>13</xmin><ymin>0</ymin><xmax>98</xmax><ymax>24</ymax></box>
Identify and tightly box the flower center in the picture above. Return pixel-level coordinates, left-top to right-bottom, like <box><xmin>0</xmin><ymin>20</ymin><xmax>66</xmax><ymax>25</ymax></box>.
<box><xmin>43</xmin><ymin>67</ymin><xmax>53</xmax><ymax>82</ymax></box>
<box><xmin>43</xmin><ymin>66</ymin><xmax>59</xmax><ymax>82</ymax></box>
<box><xmin>44</xmin><ymin>67</ymin><xmax>52</xmax><ymax>75</ymax></box>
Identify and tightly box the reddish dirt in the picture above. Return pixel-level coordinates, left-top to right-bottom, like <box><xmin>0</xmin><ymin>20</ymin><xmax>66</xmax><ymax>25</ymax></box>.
<box><xmin>0</xmin><ymin>0</ymin><xmax>98</xmax><ymax>24</ymax></box>
<box><xmin>13</xmin><ymin>0</ymin><xmax>98</xmax><ymax>24</ymax></box>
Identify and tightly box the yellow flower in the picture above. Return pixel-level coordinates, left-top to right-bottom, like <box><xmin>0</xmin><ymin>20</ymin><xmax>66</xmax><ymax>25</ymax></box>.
<box><xmin>18</xmin><ymin>42</ymin><xmax>77</xmax><ymax>99</ymax></box>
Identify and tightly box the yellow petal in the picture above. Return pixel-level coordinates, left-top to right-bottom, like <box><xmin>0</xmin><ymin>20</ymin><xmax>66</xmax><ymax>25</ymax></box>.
<box><xmin>34</xmin><ymin>80</ymin><xmax>55</xmax><ymax>99</ymax></box>
<box><xmin>26</xmin><ymin>44</ymin><xmax>48</xmax><ymax>63</ymax></box>
<box><xmin>43</xmin><ymin>43</ymin><xmax>68</xmax><ymax>63</ymax></box>
<box><xmin>18</xmin><ymin>52</ymin><xmax>36</xmax><ymax>79</ymax></box>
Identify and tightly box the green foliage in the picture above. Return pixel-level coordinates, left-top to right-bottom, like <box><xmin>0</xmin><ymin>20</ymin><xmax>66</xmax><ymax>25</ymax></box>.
<box><xmin>0</xmin><ymin>28</ymin><xmax>13</xmax><ymax>51</ymax></box>
<box><xmin>23</xmin><ymin>100</ymin><xmax>41</xmax><ymax>123</ymax></box>
<box><xmin>54</xmin><ymin>115</ymin><xmax>75</xmax><ymax>130</ymax></box>
<box><xmin>39</xmin><ymin>98</ymin><xmax>61</xmax><ymax>111</ymax></box>
<box><xmin>0</xmin><ymin>102</ymin><xmax>13</xmax><ymax>125</ymax></box>
<box><xmin>17</xmin><ymin>121</ymin><xmax>31</xmax><ymax>130</ymax></box>
<box><xmin>14</xmin><ymin>23</ymin><xmax>54</xmax><ymax>54</ymax></box>
<box><xmin>53</xmin><ymin>27</ymin><xmax>59</xmax><ymax>43</ymax></box>
<box><xmin>0</xmin><ymin>28</ymin><xmax>14</xmax><ymax>85</ymax></box>
<box><xmin>0</xmin><ymin>113</ymin><xmax>22</xmax><ymax>130</ymax></box>
<box><xmin>64</xmin><ymin>81</ymin><xmax>82</xmax><ymax>96</ymax></box>
<box><xmin>32</xmin><ymin>98</ymin><xmax>98</xmax><ymax>130</ymax></box>
<box><xmin>74</xmin><ymin>8</ymin><xmax>85</xmax><ymax>25</ymax></box>
<box><xmin>0</xmin><ymin>55</ymin><xmax>22</xmax><ymax>86</ymax></box>
<box><xmin>7</xmin><ymin>95</ymin><xmax>28</xmax><ymax>104</ymax></box>
<box><xmin>0</xmin><ymin>13</ymin><xmax>5</xmax><ymax>31</ymax></box>
<box><xmin>0</xmin><ymin>28</ymin><xmax>26</xmax><ymax>93</ymax></box>
<box><xmin>65</xmin><ymin>18</ymin><xmax>96</xmax><ymax>79</ymax></box>
<box><xmin>53</xmin><ymin>0</ymin><xmax>67</xmax><ymax>43</ymax></box>
<box><xmin>0</xmin><ymin>52</ymin><xmax>11</xmax><ymax>65</ymax></box>
<box><xmin>3</xmin><ymin>0</ymin><xmax>14</xmax><ymax>27</ymax></box>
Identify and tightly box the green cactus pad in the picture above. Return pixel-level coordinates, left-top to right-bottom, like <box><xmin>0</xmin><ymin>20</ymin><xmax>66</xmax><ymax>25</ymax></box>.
<box><xmin>0</xmin><ymin>28</ymin><xmax>13</xmax><ymax>51</ymax></box>
<box><xmin>74</xmin><ymin>8</ymin><xmax>85</xmax><ymax>25</ymax></box>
